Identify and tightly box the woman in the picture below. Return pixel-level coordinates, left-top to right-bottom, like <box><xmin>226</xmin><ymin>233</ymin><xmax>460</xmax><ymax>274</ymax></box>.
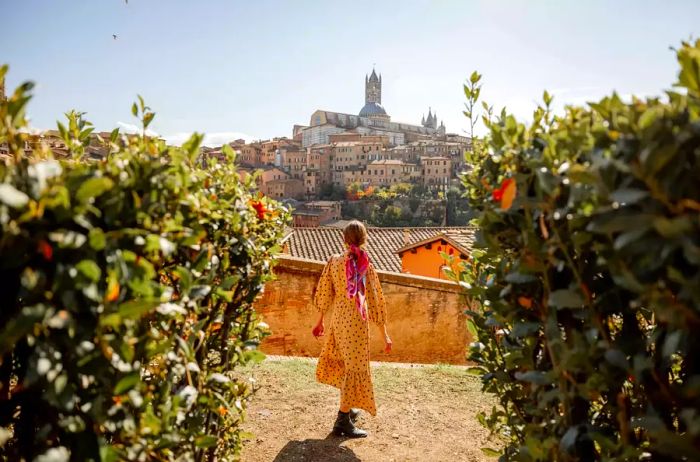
<box><xmin>312</xmin><ymin>220</ymin><xmax>392</xmax><ymax>438</ymax></box>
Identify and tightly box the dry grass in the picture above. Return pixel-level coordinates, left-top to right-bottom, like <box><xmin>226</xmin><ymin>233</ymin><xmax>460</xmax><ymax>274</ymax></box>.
<box><xmin>238</xmin><ymin>356</ymin><xmax>499</xmax><ymax>462</ymax></box>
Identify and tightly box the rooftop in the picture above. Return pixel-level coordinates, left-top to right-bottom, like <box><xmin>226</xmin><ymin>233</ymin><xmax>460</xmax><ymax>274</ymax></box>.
<box><xmin>283</xmin><ymin>226</ymin><xmax>475</xmax><ymax>273</ymax></box>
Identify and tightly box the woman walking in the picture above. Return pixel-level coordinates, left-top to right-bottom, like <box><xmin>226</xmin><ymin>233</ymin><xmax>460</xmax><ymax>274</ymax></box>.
<box><xmin>311</xmin><ymin>220</ymin><xmax>392</xmax><ymax>438</ymax></box>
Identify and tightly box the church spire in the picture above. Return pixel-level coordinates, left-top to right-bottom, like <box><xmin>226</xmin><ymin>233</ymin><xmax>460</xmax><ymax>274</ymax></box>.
<box><xmin>365</xmin><ymin>66</ymin><xmax>382</xmax><ymax>105</ymax></box>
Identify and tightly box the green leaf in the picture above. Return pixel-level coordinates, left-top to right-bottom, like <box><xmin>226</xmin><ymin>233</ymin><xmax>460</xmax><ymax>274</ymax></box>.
<box><xmin>109</xmin><ymin>128</ymin><xmax>120</xmax><ymax>144</ymax></box>
<box><xmin>99</xmin><ymin>446</ymin><xmax>122</xmax><ymax>462</ymax></box>
<box><xmin>505</xmin><ymin>272</ymin><xmax>537</xmax><ymax>283</ymax></box>
<box><xmin>143</xmin><ymin>112</ymin><xmax>155</xmax><ymax>128</ymax></box>
<box><xmin>114</xmin><ymin>372</ymin><xmax>139</xmax><ymax>395</ymax></box>
<box><xmin>195</xmin><ymin>435</ymin><xmax>218</xmax><ymax>448</ymax></box>
<box><xmin>480</xmin><ymin>447</ymin><xmax>502</xmax><ymax>457</ymax></box>
<box><xmin>466</xmin><ymin>318</ymin><xmax>478</xmax><ymax>338</ymax></box>
<box><xmin>76</xmin><ymin>259</ymin><xmax>101</xmax><ymax>282</ymax></box>
<box><xmin>466</xmin><ymin>366</ymin><xmax>487</xmax><ymax>376</ymax></box>
<box><xmin>543</xmin><ymin>90</ymin><xmax>553</xmax><ymax>106</ymax></box>
<box><xmin>610</xmin><ymin>188</ymin><xmax>649</xmax><ymax>204</ymax></box>
<box><xmin>548</xmin><ymin>289</ymin><xmax>584</xmax><ymax>308</ymax></box>
<box><xmin>100</xmin><ymin>313</ymin><xmax>121</xmax><ymax>328</ymax></box>
<box><xmin>118</xmin><ymin>299</ymin><xmax>160</xmax><ymax>320</ymax></box>
<box><xmin>515</xmin><ymin>371</ymin><xmax>552</xmax><ymax>385</ymax></box>
<box><xmin>470</xmin><ymin>71</ymin><xmax>481</xmax><ymax>85</ymax></box>
<box><xmin>89</xmin><ymin>228</ymin><xmax>106</xmax><ymax>250</ymax></box>
<box><xmin>559</xmin><ymin>426</ymin><xmax>579</xmax><ymax>452</ymax></box>
<box><xmin>221</xmin><ymin>143</ymin><xmax>236</xmax><ymax>162</ymax></box>
<box><xmin>604</xmin><ymin>349</ymin><xmax>629</xmax><ymax>370</ymax></box>
<box><xmin>653</xmin><ymin>216</ymin><xmax>693</xmax><ymax>238</ymax></box>
<box><xmin>131</xmin><ymin>102</ymin><xmax>138</xmax><ymax>117</ymax></box>
<box><xmin>76</xmin><ymin>177</ymin><xmax>114</xmax><ymax>202</ymax></box>
<box><xmin>0</xmin><ymin>184</ymin><xmax>30</xmax><ymax>208</ymax></box>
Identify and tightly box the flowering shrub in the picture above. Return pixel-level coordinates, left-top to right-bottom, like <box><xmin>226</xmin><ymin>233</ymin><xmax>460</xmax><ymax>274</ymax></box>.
<box><xmin>0</xmin><ymin>66</ymin><xmax>289</xmax><ymax>461</ymax></box>
<box><xmin>457</xmin><ymin>41</ymin><xmax>700</xmax><ymax>460</ymax></box>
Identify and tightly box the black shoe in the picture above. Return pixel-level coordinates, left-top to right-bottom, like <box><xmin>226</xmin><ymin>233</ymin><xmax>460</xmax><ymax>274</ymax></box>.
<box><xmin>350</xmin><ymin>408</ymin><xmax>361</xmax><ymax>423</ymax></box>
<box><xmin>333</xmin><ymin>411</ymin><xmax>368</xmax><ymax>438</ymax></box>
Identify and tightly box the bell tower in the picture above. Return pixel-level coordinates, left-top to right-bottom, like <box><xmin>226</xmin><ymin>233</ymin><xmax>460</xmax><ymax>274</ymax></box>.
<box><xmin>365</xmin><ymin>68</ymin><xmax>381</xmax><ymax>105</ymax></box>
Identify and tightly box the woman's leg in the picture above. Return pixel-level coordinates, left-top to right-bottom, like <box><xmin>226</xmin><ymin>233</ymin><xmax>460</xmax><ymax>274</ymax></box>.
<box><xmin>339</xmin><ymin>389</ymin><xmax>350</xmax><ymax>413</ymax></box>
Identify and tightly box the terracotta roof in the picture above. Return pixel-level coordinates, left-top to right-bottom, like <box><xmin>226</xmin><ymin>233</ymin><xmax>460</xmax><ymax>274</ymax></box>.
<box><xmin>284</xmin><ymin>226</ymin><xmax>475</xmax><ymax>273</ymax></box>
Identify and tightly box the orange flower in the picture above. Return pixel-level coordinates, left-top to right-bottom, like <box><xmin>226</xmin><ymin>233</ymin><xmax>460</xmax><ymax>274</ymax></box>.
<box><xmin>218</xmin><ymin>406</ymin><xmax>228</xmax><ymax>416</ymax></box>
<box><xmin>38</xmin><ymin>239</ymin><xmax>53</xmax><ymax>261</ymax></box>
<box><xmin>517</xmin><ymin>296</ymin><xmax>533</xmax><ymax>309</ymax></box>
<box><xmin>492</xmin><ymin>178</ymin><xmax>517</xmax><ymax>210</ymax></box>
<box><xmin>249</xmin><ymin>200</ymin><xmax>268</xmax><ymax>220</ymax></box>
<box><xmin>105</xmin><ymin>280</ymin><xmax>120</xmax><ymax>302</ymax></box>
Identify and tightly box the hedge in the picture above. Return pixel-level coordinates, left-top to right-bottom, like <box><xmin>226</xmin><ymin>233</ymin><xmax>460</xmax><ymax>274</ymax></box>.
<box><xmin>0</xmin><ymin>66</ymin><xmax>289</xmax><ymax>461</ymax></box>
<box><xmin>456</xmin><ymin>40</ymin><xmax>700</xmax><ymax>460</ymax></box>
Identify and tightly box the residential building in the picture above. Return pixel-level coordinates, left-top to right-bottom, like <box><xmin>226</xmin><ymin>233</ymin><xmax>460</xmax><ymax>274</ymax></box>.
<box><xmin>305</xmin><ymin>144</ymin><xmax>333</xmax><ymax>196</ymax></box>
<box><xmin>396</xmin><ymin>232</ymin><xmax>473</xmax><ymax>279</ymax></box>
<box><xmin>262</xmin><ymin>178</ymin><xmax>305</xmax><ymax>200</ymax></box>
<box><xmin>291</xmin><ymin>200</ymin><xmax>342</xmax><ymax>227</ymax></box>
<box><xmin>280</xmin><ymin>145</ymin><xmax>306</xmax><ymax>179</ymax></box>
<box><xmin>421</xmin><ymin>156</ymin><xmax>452</xmax><ymax>190</ymax></box>
<box><xmin>341</xmin><ymin>159</ymin><xmax>420</xmax><ymax>187</ymax></box>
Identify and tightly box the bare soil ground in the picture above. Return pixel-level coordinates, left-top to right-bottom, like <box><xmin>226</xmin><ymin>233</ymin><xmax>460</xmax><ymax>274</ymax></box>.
<box><xmin>239</xmin><ymin>356</ymin><xmax>498</xmax><ymax>462</ymax></box>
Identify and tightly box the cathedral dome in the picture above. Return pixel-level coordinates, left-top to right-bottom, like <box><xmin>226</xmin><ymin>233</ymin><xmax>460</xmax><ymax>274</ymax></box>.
<box><xmin>359</xmin><ymin>101</ymin><xmax>387</xmax><ymax>117</ymax></box>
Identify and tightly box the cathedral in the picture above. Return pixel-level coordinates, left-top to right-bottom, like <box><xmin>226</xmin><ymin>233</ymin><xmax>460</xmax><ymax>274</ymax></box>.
<box><xmin>300</xmin><ymin>67</ymin><xmax>446</xmax><ymax>147</ymax></box>
<box><xmin>358</xmin><ymin>69</ymin><xmax>389</xmax><ymax>121</ymax></box>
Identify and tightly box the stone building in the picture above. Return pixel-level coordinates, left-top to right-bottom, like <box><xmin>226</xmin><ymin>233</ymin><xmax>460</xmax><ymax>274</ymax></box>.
<box><xmin>421</xmin><ymin>156</ymin><xmax>452</xmax><ymax>190</ymax></box>
<box><xmin>262</xmin><ymin>178</ymin><xmax>305</xmax><ymax>200</ymax></box>
<box><xmin>291</xmin><ymin>200</ymin><xmax>342</xmax><ymax>227</ymax></box>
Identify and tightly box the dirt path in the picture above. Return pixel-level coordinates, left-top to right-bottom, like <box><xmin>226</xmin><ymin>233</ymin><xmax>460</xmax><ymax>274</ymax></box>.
<box><xmin>239</xmin><ymin>356</ymin><xmax>498</xmax><ymax>462</ymax></box>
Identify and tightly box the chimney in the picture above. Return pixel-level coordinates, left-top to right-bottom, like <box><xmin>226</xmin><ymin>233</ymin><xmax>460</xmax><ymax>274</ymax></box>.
<box><xmin>403</xmin><ymin>228</ymin><xmax>410</xmax><ymax>246</ymax></box>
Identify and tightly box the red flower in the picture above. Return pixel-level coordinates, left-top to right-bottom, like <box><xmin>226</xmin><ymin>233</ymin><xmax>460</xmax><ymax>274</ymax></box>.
<box><xmin>250</xmin><ymin>200</ymin><xmax>268</xmax><ymax>220</ymax></box>
<box><xmin>38</xmin><ymin>240</ymin><xmax>53</xmax><ymax>261</ymax></box>
<box><xmin>492</xmin><ymin>178</ymin><xmax>517</xmax><ymax>210</ymax></box>
<box><xmin>492</xmin><ymin>178</ymin><xmax>513</xmax><ymax>201</ymax></box>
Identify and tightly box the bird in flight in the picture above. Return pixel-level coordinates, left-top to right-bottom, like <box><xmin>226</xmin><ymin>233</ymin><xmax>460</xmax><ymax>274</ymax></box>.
<box><xmin>113</xmin><ymin>34</ymin><xmax>118</xmax><ymax>40</ymax></box>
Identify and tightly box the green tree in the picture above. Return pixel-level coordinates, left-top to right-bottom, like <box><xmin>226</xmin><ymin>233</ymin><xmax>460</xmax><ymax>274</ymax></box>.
<box><xmin>0</xmin><ymin>66</ymin><xmax>289</xmax><ymax>461</ymax></box>
<box><xmin>454</xmin><ymin>41</ymin><xmax>700</xmax><ymax>461</ymax></box>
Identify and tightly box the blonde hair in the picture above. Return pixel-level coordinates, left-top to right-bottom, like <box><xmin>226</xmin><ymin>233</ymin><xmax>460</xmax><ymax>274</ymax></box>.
<box><xmin>343</xmin><ymin>220</ymin><xmax>368</xmax><ymax>247</ymax></box>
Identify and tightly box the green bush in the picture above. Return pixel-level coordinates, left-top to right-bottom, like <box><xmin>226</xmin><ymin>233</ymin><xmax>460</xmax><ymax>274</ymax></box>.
<box><xmin>457</xmin><ymin>41</ymin><xmax>700</xmax><ymax>460</ymax></box>
<box><xmin>0</xmin><ymin>66</ymin><xmax>289</xmax><ymax>461</ymax></box>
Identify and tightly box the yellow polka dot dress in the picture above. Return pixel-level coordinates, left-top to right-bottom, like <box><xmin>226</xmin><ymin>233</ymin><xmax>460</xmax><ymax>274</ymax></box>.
<box><xmin>314</xmin><ymin>253</ymin><xmax>387</xmax><ymax>416</ymax></box>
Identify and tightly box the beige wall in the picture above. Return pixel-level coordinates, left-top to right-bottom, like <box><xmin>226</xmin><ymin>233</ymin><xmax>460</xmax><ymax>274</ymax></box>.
<box><xmin>422</xmin><ymin>156</ymin><xmax>452</xmax><ymax>189</ymax></box>
<box><xmin>255</xmin><ymin>256</ymin><xmax>471</xmax><ymax>365</ymax></box>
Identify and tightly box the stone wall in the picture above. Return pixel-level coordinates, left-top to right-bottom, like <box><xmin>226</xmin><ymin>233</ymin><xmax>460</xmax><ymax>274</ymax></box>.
<box><xmin>255</xmin><ymin>255</ymin><xmax>471</xmax><ymax>364</ymax></box>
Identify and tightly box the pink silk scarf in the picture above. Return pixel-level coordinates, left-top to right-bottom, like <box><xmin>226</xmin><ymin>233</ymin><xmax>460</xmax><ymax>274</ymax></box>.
<box><xmin>345</xmin><ymin>245</ymin><xmax>369</xmax><ymax>320</ymax></box>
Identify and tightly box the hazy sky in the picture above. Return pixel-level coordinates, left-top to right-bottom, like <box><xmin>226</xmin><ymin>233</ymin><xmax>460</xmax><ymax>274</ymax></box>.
<box><xmin>2</xmin><ymin>0</ymin><xmax>699</xmax><ymax>145</ymax></box>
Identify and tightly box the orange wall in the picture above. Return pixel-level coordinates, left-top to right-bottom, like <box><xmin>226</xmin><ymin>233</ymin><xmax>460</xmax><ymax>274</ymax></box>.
<box><xmin>400</xmin><ymin>241</ymin><xmax>467</xmax><ymax>280</ymax></box>
<box><xmin>255</xmin><ymin>256</ymin><xmax>472</xmax><ymax>365</ymax></box>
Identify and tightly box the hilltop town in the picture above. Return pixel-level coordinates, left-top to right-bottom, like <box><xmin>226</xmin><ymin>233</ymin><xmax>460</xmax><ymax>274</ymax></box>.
<box><xmin>0</xmin><ymin>69</ymin><xmax>470</xmax><ymax>228</ymax></box>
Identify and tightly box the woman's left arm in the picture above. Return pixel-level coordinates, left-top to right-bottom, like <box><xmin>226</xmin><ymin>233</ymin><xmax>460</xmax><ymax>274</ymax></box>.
<box><xmin>366</xmin><ymin>264</ymin><xmax>391</xmax><ymax>352</ymax></box>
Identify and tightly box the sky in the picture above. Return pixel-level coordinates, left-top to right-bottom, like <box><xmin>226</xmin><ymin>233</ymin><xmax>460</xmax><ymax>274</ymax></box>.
<box><xmin>1</xmin><ymin>0</ymin><xmax>699</xmax><ymax>146</ymax></box>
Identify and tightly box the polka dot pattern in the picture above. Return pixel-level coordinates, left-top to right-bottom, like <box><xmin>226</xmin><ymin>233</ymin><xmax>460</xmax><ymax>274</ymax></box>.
<box><xmin>314</xmin><ymin>253</ymin><xmax>387</xmax><ymax>416</ymax></box>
